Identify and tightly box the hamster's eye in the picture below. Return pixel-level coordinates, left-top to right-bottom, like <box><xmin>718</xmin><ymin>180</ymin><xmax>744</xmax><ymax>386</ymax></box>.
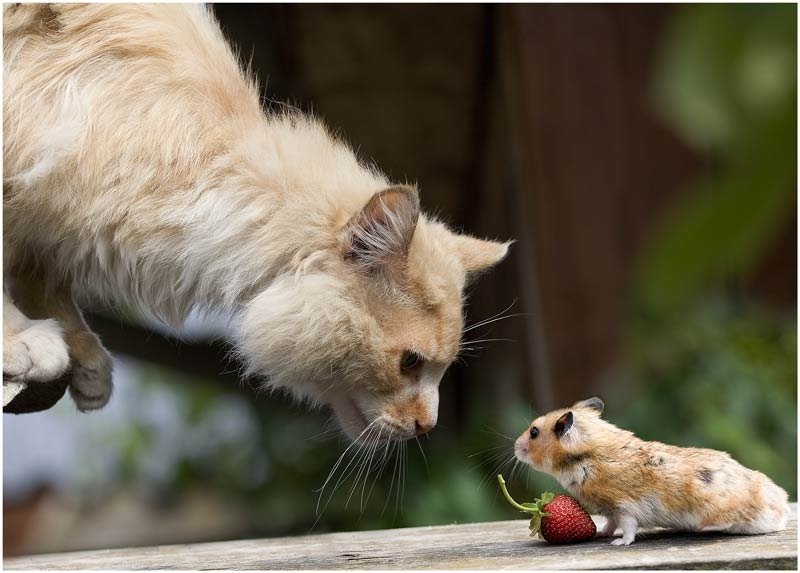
<box><xmin>529</xmin><ymin>426</ymin><xmax>539</xmax><ymax>440</ymax></box>
<box><xmin>400</xmin><ymin>350</ymin><xmax>423</xmax><ymax>373</ymax></box>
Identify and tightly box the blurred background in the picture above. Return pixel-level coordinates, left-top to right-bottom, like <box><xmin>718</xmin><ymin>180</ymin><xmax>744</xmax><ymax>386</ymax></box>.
<box><xmin>4</xmin><ymin>3</ymin><xmax>796</xmax><ymax>556</ymax></box>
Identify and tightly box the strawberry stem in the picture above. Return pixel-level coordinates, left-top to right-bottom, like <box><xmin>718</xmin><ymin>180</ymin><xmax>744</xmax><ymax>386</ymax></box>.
<box><xmin>497</xmin><ymin>474</ymin><xmax>533</xmax><ymax>513</ymax></box>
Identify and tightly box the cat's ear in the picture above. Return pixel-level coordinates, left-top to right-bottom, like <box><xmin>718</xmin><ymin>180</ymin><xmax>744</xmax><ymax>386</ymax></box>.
<box><xmin>453</xmin><ymin>235</ymin><xmax>512</xmax><ymax>274</ymax></box>
<box><xmin>343</xmin><ymin>186</ymin><xmax>420</xmax><ymax>269</ymax></box>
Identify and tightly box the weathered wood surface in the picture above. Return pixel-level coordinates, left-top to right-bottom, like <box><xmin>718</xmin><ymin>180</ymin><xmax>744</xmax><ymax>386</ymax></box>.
<box><xmin>5</xmin><ymin>505</ymin><xmax>796</xmax><ymax>570</ymax></box>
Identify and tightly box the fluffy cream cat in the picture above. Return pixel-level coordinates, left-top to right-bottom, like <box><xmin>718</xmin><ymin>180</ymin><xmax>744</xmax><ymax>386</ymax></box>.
<box><xmin>3</xmin><ymin>4</ymin><xmax>509</xmax><ymax>440</ymax></box>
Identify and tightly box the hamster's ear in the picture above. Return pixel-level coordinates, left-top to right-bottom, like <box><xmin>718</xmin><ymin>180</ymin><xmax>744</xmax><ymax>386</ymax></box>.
<box><xmin>574</xmin><ymin>397</ymin><xmax>604</xmax><ymax>415</ymax></box>
<box><xmin>554</xmin><ymin>411</ymin><xmax>574</xmax><ymax>438</ymax></box>
<box><xmin>342</xmin><ymin>186</ymin><xmax>420</xmax><ymax>269</ymax></box>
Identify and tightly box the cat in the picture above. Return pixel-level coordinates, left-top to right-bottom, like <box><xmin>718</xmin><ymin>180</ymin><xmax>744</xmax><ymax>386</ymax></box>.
<box><xmin>3</xmin><ymin>4</ymin><xmax>509</xmax><ymax>440</ymax></box>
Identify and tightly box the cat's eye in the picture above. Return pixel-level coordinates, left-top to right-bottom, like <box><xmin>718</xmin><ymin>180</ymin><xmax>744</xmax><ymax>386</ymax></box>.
<box><xmin>400</xmin><ymin>350</ymin><xmax>423</xmax><ymax>373</ymax></box>
<box><xmin>529</xmin><ymin>426</ymin><xmax>539</xmax><ymax>440</ymax></box>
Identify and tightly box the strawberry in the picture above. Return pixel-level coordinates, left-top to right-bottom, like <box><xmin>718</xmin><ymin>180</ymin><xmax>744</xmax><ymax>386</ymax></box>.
<box><xmin>535</xmin><ymin>493</ymin><xmax>597</xmax><ymax>544</ymax></box>
<box><xmin>497</xmin><ymin>474</ymin><xmax>596</xmax><ymax>544</ymax></box>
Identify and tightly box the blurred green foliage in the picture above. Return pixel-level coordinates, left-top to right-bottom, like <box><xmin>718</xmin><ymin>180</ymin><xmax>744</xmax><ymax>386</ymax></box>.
<box><xmin>640</xmin><ymin>3</ymin><xmax>796</xmax><ymax>313</ymax></box>
<box><xmin>621</xmin><ymin>3</ymin><xmax>796</xmax><ymax>498</ymax></box>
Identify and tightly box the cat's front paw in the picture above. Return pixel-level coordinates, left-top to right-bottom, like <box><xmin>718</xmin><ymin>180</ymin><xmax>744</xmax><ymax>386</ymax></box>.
<box><xmin>67</xmin><ymin>334</ymin><xmax>113</xmax><ymax>412</ymax></box>
<box><xmin>3</xmin><ymin>319</ymin><xmax>71</xmax><ymax>382</ymax></box>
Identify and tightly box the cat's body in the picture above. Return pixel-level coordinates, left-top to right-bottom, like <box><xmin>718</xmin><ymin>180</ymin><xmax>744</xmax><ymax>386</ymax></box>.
<box><xmin>3</xmin><ymin>4</ymin><xmax>508</xmax><ymax>437</ymax></box>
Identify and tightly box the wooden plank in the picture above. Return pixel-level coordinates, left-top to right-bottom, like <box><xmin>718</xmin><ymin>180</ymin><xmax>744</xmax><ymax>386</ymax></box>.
<box><xmin>5</xmin><ymin>505</ymin><xmax>796</xmax><ymax>570</ymax></box>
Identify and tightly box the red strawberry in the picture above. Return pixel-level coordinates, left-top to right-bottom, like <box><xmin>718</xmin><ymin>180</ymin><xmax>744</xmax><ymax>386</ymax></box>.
<box><xmin>497</xmin><ymin>476</ymin><xmax>596</xmax><ymax>545</ymax></box>
<box><xmin>535</xmin><ymin>493</ymin><xmax>597</xmax><ymax>544</ymax></box>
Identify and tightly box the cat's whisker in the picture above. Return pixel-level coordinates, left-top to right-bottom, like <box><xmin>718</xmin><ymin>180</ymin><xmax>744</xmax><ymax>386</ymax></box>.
<box><xmin>310</xmin><ymin>424</ymin><xmax>376</xmax><ymax>532</ymax></box>
<box><xmin>462</xmin><ymin>300</ymin><xmax>518</xmax><ymax>333</ymax></box>
<box><xmin>397</xmin><ymin>441</ymin><xmax>407</xmax><ymax>516</ymax></box>
<box><xmin>314</xmin><ymin>418</ymin><xmax>379</xmax><ymax>516</ymax></box>
<box><xmin>351</xmin><ymin>427</ymin><xmax>383</xmax><ymax>511</ymax></box>
<box><xmin>307</xmin><ymin>418</ymin><xmax>341</xmax><ymax>442</ymax></box>
<box><xmin>382</xmin><ymin>439</ymin><xmax>402</xmax><ymax>517</ymax></box>
<box><xmin>364</xmin><ymin>427</ymin><xmax>395</xmax><ymax>511</ymax></box>
<box><xmin>415</xmin><ymin>436</ymin><xmax>429</xmax><ymax>474</ymax></box>
<box><xmin>360</xmin><ymin>432</ymin><xmax>384</xmax><ymax>511</ymax></box>
<box><xmin>459</xmin><ymin>338</ymin><xmax>514</xmax><ymax>347</ymax></box>
<box><xmin>345</xmin><ymin>429</ymin><xmax>374</xmax><ymax>509</ymax></box>
<box><xmin>343</xmin><ymin>424</ymin><xmax>382</xmax><ymax>509</ymax></box>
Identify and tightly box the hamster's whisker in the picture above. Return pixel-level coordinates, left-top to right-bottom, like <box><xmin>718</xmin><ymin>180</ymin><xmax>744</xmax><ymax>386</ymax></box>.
<box><xmin>467</xmin><ymin>444</ymin><xmax>508</xmax><ymax>458</ymax></box>
<box><xmin>469</xmin><ymin>449</ymin><xmax>510</xmax><ymax>472</ymax></box>
<box><xmin>476</xmin><ymin>451</ymin><xmax>517</xmax><ymax>490</ymax></box>
<box><xmin>482</xmin><ymin>425</ymin><xmax>515</xmax><ymax>441</ymax></box>
<box><xmin>509</xmin><ymin>458</ymin><xmax>522</xmax><ymax>484</ymax></box>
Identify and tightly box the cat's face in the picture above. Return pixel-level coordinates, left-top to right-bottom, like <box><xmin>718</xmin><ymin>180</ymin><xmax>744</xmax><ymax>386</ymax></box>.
<box><xmin>238</xmin><ymin>186</ymin><xmax>509</xmax><ymax>442</ymax></box>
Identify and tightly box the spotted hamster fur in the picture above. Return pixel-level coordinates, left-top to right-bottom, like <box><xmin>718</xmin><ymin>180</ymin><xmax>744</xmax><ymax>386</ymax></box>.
<box><xmin>514</xmin><ymin>397</ymin><xmax>790</xmax><ymax>546</ymax></box>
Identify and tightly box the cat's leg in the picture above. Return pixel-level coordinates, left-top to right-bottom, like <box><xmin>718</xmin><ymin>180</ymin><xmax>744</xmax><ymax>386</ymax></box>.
<box><xmin>3</xmin><ymin>287</ymin><xmax>71</xmax><ymax>385</ymax></box>
<box><xmin>11</xmin><ymin>276</ymin><xmax>113</xmax><ymax>412</ymax></box>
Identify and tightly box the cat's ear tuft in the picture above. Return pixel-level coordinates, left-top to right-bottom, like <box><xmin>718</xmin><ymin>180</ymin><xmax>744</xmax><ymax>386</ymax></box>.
<box><xmin>454</xmin><ymin>235</ymin><xmax>512</xmax><ymax>274</ymax></box>
<box><xmin>343</xmin><ymin>185</ymin><xmax>420</xmax><ymax>268</ymax></box>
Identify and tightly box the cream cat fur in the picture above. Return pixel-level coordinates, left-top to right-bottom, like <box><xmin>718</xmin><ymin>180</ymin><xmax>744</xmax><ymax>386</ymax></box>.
<box><xmin>3</xmin><ymin>4</ymin><xmax>509</xmax><ymax>439</ymax></box>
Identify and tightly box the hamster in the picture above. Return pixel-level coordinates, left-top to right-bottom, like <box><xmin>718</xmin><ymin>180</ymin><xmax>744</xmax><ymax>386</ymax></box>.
<box><xmin>514</xmin><ymin>397</ymin><xmax>790</xmax><ymax>546</ymax></box>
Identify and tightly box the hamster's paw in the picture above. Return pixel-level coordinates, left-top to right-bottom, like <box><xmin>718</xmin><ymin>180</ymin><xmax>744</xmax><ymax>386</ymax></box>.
<box><xmin>610</xmin><ymin>515</ymin><xmax>638</xmax><ymax>546</ymax></box>
<box><xmin>3</xmin><ymin>319</ymin><xmax>70</xmax><ymax>382</ymax></box>
<box><xmin>597</xmin><ymin>518</ymin><xmax>618</xmax><ymax>538</ymax></box>
<box><xmin>68</xmin><ymin>336</ymin><xmax>113</xmax><ymax>412</ymax></box>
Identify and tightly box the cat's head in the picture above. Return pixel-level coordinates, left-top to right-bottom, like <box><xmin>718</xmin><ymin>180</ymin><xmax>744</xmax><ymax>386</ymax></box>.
<box><xmin>238</xmin><ymin>186</ymin><xmax>509</xmax><ymax>442</ymax></box>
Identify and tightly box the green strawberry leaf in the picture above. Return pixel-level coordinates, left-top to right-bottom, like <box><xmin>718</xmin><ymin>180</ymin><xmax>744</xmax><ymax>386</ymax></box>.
<box><xmin>497</xmin><ymin>474</ymin><xmax>553</xmax><ymax>533</ymax></box>
<box><xmin>529</xmin><ymin>515</ymin><xmax>543</xmax><ymax>539</ymax></box>
<box><xmin>497</xmin><ymin>474</ymin><xmax>537</xmax><ymax>514</ymax></box>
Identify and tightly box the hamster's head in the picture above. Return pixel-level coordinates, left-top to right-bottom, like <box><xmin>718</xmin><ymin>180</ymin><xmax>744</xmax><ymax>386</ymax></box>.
<box><xmin>514</xmin><ymin>397</ymin><xmax>605</xmax><ymax>473</ymax></box>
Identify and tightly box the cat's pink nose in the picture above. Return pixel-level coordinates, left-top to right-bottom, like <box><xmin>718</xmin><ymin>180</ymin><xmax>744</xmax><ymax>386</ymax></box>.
<box><xmin>415</xmin><ymin>418</ymin><xmax>434</xmax><ymax>436</ymax></box>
